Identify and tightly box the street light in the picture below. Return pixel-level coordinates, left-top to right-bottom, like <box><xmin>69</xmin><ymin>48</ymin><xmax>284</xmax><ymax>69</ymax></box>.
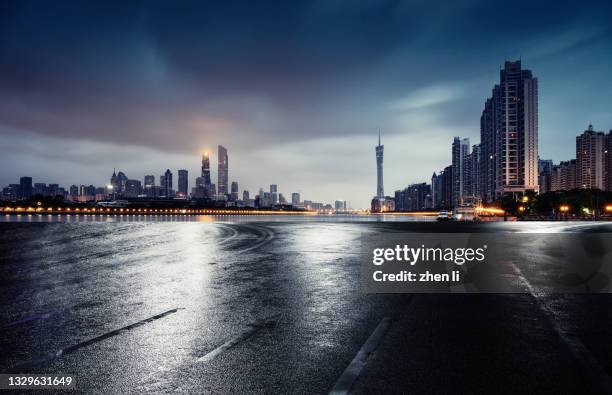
<box><xmin>559</xmin><ymin>205</ymin><xmax>570</xmax><ymax>212</ymax></box>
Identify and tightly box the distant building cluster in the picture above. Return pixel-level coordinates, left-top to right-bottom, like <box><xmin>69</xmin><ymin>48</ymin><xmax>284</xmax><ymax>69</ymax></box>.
<box><xmin>372</xmin><ymin>60</ymin><xmax>612</xmax><ymax>213</ymax></box>
<box><xmin>1</xmin><ymin>144</ymin><xmax>341</xmax><ymax>211</ymax></box>
<box><xmin>538</xmin><ymin>125</ymin><xmax>612</xmax><ymax>193</ymax></box>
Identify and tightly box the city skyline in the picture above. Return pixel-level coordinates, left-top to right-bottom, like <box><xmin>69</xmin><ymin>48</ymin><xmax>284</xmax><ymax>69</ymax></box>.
<box><xmin>1</xmin><ymin>1</ymin><xmax>612</xmax><ymax>208</ymax></box>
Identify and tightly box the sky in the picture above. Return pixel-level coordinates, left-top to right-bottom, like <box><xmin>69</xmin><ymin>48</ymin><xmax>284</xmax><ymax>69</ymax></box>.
<box><xmin>1</xmin><ymin>0</ymin><xmax>611</xmax><ymax>208</ymax></box>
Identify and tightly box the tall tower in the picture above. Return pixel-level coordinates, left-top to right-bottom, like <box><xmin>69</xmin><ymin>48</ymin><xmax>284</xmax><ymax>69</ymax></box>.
<box><xmin>201</xmin><ymin>151</ymin><xmax>211</xmax><ymax>197</ymax></box>
<box><xmin>376</xmin><ymin>132</ymin><xmax>384</xmax><ymax>198</ymax></box>
<box><xmin>218</xmin><ymin>145</ymin><xmax>228</xmax><ymax>195</ymax></box>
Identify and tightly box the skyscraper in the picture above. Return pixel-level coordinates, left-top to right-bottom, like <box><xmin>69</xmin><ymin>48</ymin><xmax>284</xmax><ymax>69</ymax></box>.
<box><xmin>441</xmin><ymin>165</ymin><xmax>453</xmax><ymax>208</ymax></box>
<box><xmin>451</xmin><ymin>137</ymin><xmax>470</xmax><ymax>206</ymax></box>
<box><xmin>479</xmin><ymin>92</ymin><xmax>499</xmax><ymax>203</ymax></box>
<box><xmin>499</xmin><ymin>60</ymin><xmax>538</xmax><ymax>196</ymax></box>
<box><xmin>162</xmin><ymin>169</ymin><xmax>172</xmax><ymax>197</ymax></box>
<box><xmin>576</xmin><ymin>125</ymin><xmax>605</xmax><ymax>190</ymax></box>
<box><xmin>606</xmin><ymin>131</ymin><xmax>612</xmax><ymax>192</ymax></box>
<box><xmin>178</xmin><ymin>169</ymin><xmax>188</xmax><ymax>197</ymax></box>
<box><xmin>376</xmin><ymin>132</ymin><xmax>384</xmax><ymax>198</ymax></box>
<box><xmin>230</xmin><ymin>181</ymin><xmax>239</xmax><ymax>201</ymax></box>
<box><xmin>480</xmin><ymin>60</ymin><xmax>539</xmax><ymax>199</ymax></box>
<box><xmin>270</xmin><ymin>184</ymin><xmax>278</xmax><ymax>204</ymax></box>
<box><xmin>468</xmin><ymin>144</ymin><xmax>481</xmax><ymax>199</ymax></box>
<box><xmin>431</xmin><ymin>172</ymin><xmax>442</xmax><ymax>208</ymax></box>
<box><xmin>218</xmin><ymin>145</ymin><xmax>228</xmax><ymax>195</ymax></box>
<box><xmin>201</xmin><ymin>152</ymin><xmax>211</xmax><ymax>197</ymax></box>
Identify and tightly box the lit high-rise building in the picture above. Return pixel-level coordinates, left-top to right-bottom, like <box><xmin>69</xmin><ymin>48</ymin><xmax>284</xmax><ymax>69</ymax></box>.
<box><xmin>606</xmin><ymin>131</ymin><xmax>612</xmax><ymax>192</ymax></box>
<box><xmin>576</xmin><ymin>125</ymin><xmax>605</xmax><ymax>190</ymax></box>
<box><xmin>201</xmin><ymin>151</ymin><xmax>211</xmax><ymax>197</ymax></box>
<box><xmin>480</xmin><ymin>60</ymin><xmax>539</xmax><ymax>199</ymax></box>
<box><xmin>431</xmin><ymin>172</ymin><xmax>442</xmax><ymax>208</ymax></box>
<box><xmin>467</xmin><ymin>144</ymin><xmax>481</xmax><ymax>199</ymax></box>
<box><xmin>452</xmin><ymin>137</ymin><xmax>470</xmax><ymax>206</ymax></box>
<box><xmin>218</xmin><ymin>145</ymin><xmax>228</xmax><ymax>195</ymax></box>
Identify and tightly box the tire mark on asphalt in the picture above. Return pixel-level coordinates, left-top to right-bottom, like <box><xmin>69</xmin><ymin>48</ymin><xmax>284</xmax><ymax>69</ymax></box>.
<box><xmin>233</xmin><ymin>224</ymin><xmax>275</xmax><ymax>254</ymax></box>
<box><xmin>511</xmin><ymin>263</ymin><xmax>612</xmax><ymax>393</ymax></box>
<box><xmin>9</xmin><ymin>308</ymin><xmax>181</xmax><ymax>373</ymax></box>
<box><xmin>215</xmin><ymin>223</ymin><xmax>239</xmax><ymax>246</ymax></box>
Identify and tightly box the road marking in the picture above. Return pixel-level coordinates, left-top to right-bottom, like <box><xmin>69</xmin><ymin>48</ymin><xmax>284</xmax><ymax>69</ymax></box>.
<box><xmin>6</xmin><ymin>310</ymin><xmax>64</xmax><ymax>327</ymax></box>
<box><xmin>197</xmin><ymin>314</ymin><xmax>281</xmax><ymax>363</ymax></box>
<box><xmin>9</xmin><ymin>308</ymin><xmax>181</xmax><ymax>372</ymax></box>
<box><xmin>329</xmin><ymin>317</ymin><xmax>391</xmax><ymax>395</ymax></box>
<box><xmin>511</xmin><ymin>263</ymin><xmax>612</xmax><ymax>393</ymax></box>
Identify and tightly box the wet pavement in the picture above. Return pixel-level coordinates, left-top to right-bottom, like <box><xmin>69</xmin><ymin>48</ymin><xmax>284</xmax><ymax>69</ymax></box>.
<box><xmin>1</xmin><ymin>218</ymin><xmax>612</xmax><ymax>393</ymax></box>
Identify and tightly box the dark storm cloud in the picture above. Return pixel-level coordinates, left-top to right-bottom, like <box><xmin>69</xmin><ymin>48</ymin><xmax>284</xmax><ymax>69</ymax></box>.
<box><xmin>1</xmin><ymin>0</ymin><xmax>611</xmax><ymax>150</ymax></box>
<box><xmin>0</xmin><ymin>0</ymin><xmax>424</xmax><ymax>151</ymax></box>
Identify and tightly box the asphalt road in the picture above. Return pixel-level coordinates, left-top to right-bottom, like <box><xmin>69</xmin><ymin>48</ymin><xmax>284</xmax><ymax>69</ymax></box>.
<box><xmin>1</xmin><ymin>219</ymin><xmax>612</xmax><ymax>394</ymax></box>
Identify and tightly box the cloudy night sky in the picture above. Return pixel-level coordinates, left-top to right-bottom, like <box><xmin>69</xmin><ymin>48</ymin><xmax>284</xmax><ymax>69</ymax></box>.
<box><xmin>1</xmin><ymin>0</ymin><xmax>611</xmax><ymax>208</ymax></box>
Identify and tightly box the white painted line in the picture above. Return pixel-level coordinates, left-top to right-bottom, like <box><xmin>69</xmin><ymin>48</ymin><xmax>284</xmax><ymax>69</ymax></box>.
<box><xmin>510</xmin><ymin>263</ymin><xmax>612</xmax><ymax>393</ymax></box>
<box><xmin>197</xmin><ymin>315</ymin><xmax>280</xmax><ymax>363</ymax></box>
<box><xmin>197</xmin><ymin>328</ymin><xmax>257</xmax><ymax>363</ymax></box>
<box><xmin>329</xmin><ymin>317</ymin><xmax>391</xmax><ymax>395</ymax></box>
